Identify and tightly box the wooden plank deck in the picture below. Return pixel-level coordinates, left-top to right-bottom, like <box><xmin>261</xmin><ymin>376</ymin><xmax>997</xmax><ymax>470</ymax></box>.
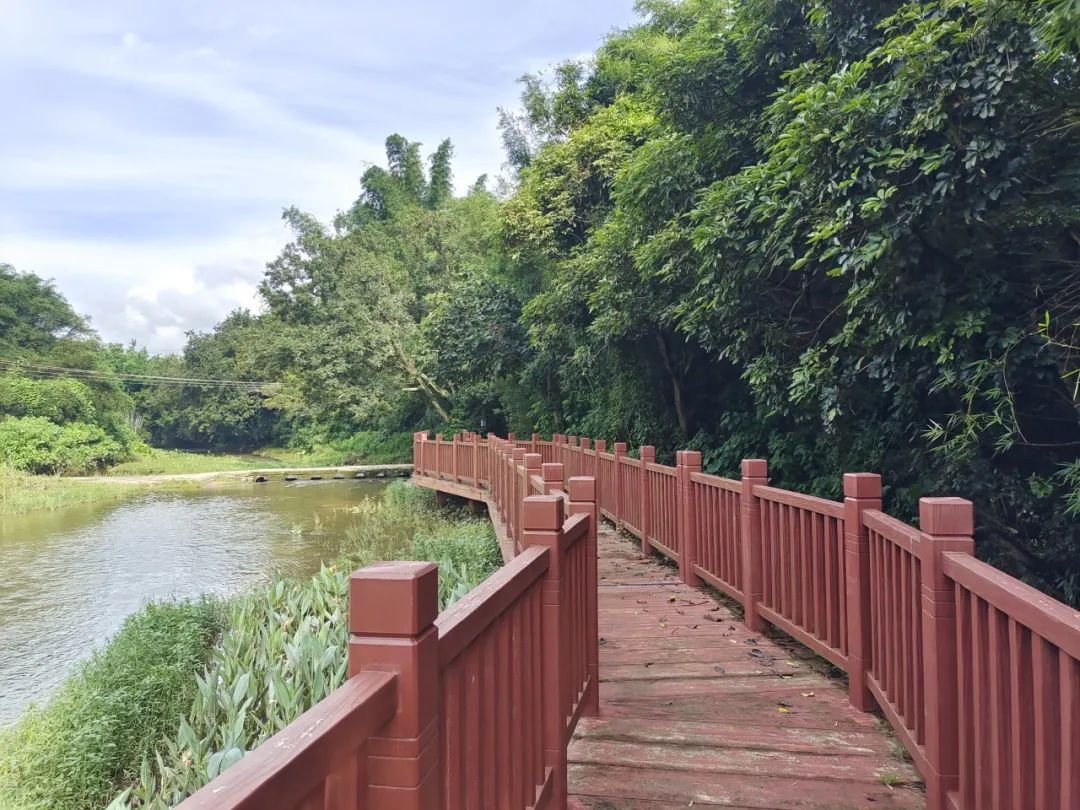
<box><xmin>568</xmin><ymin>523</ymin><xmax>926</xmax><ymax>809</ymax></box>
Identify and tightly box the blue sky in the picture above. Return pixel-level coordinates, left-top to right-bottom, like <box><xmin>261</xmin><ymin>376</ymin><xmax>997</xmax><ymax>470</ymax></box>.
<box><xmin>0</xmin><ymin>0</ymin><xmax>638</xmax><ymax>352</ymax></box>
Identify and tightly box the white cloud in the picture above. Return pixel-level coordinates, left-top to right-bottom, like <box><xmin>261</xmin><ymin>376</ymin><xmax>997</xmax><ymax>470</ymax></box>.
<box><xmin>0</xmin><ymin>0</ymin><xmax>640</xmax><ymax>352</ymax></box>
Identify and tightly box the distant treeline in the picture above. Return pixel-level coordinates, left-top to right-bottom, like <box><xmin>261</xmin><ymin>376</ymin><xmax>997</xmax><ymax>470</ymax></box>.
<box><xmin>3</xmin><ymin>0</ymin><xmax>1080</xmax><ymax>602</ymax></box>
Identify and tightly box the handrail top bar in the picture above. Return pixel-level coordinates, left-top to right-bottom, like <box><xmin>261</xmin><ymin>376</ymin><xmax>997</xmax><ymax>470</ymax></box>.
<box><xmin>618</xmin><ymin>455</ymin><xmax>642</xmax><ymax>467</ymax></box>
<box><xmin>646</xmin><ymin>462</ymin><xmax>677</xmax><ymax>476</ymax></box>
<box><xmin>941</xmin><ymin>552</ymin><xmax>1080</xmax><ymax>661</ymax></box>
<box><xmin>176</xmin><ymin>671</ymin><xmax>398</xmax><ymax>810</ymax></box>
<box><xmin>436</xmin><ymin>546</ymin><xmax>549</xmax><ymax>666</ymax></box>
<box><xmin>752</xmin><ymin>484</ymin><xmax>844</xmax><ymax>519</ymax></box>
<box><xmin>689</xmin><ymin>470</ymin><xmax>741</xmax><ymax>492</ymax></box>
<box><xmin>561</xmin><ymin>512</ymin><xmax>590</xmax><ymax>549</ymax></box>
<box><xmin>861</xmin><ymin>509</ymin><xmax>924</xmax><ymax>557</ymax></box>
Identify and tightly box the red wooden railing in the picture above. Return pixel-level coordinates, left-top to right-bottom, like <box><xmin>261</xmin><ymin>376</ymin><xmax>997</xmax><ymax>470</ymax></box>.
<box><xmin>180</xmin><ymin>427</ymin><xmax>1080</xmax><ymax>810</ymax></box>
<box><xmin>178</xmin><ymin>436</ymin><xmax>598</xmax><ymax>810</ymax></box>
<box><xmin>410</xmin><ymin>431</ymin><xmax>1080</xmax><ymax>810</ymax></box>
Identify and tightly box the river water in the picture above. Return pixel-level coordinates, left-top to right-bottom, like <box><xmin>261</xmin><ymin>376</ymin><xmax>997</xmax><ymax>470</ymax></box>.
<box><xmin>0</xmin><ymin>480</ymin><xmax>387</xmax><ymax>726</ymax></box>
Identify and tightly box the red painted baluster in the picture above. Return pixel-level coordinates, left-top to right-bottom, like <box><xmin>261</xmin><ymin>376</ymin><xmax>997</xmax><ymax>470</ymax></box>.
<box><xmin>920</xmin><ymin>497</ymin><xmax>974</xmax><ymax>810</ymax></box>
<box><xmin>843</xmin><ymin>472</ymin><xmax>882</xmax><ymax>712</ymax></box>
<box><xmin>740</xmin><ymin>459</ymin><xmax>768</xmax><ymax>633</ymax></box>
<box><xmin>348</xmin><ymin>562</ymin><xmax>441</xmax><ymax>810</ymax></box>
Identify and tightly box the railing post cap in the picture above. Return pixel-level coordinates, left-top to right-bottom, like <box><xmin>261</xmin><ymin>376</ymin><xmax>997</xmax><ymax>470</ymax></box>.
<box><xmin>569</xmin><ymin>436</ymin><xmax>579</xmax><ymax>446</ymax></box>
<box><xmin>512</xmin><ymin>447</ymin><xmax>526</xmax><ymax>462</ymax></box>
<box><xmin>614</xmin><ymin>442</ymin><xmax>628</xmax><ymax>454</ymax></box>
<box><xmin>677</xmin><ymin>449</ymin><xmax>701</xmax><ymax>466</ymax></box>
<box><xmin>350</xmin><ymin>562</ymin><xmax>439</xmax><ymax>636</ymax></box>
<box><xmin>640</xmin><ymin>445</ymin><xmax>656</xmax><ymax>460</ymax></box>
<box><xmin>920</xmin><ymin>497</ymin><xmax>974</xmax><ymax>536</ymax></box>
<box><xmin>843</xmin><ymin>472</ymin><xmax>882</xmax><ymax>499</ymax></box>
<box><xmin>435</xmin><ymin>433</ymin><xmax>444</xmax><ymax>441</ymax></box>
<box><xmin>568</xmin><ymin>476</ymin><xmax>596</xmax><ymax>502</ymax></box>
<box><xmin>524</xmin><ymin>452</ymin><xmax>542</xmax><ymax>470</ymax></box>
<box><xmin>741</xmin><ymin>458</ymin><xmax>768</xmax><ymax>477</ymax></box>
<box><xmin>542</xmin><ymin>462</ymin><xmax>564</xmax><ymax>482</ymax></box>
<box><xmin>579</xmin><ymin>437</ymin><xmax>591</xmax><ymax>450</ymax></box>
<box><xmin>595</xmin><ymin>439</ymin><xmax>607</xmax><ymax>451</ymax></box>
<box><xmin>523</xmin><ymin>495</ymin><xmax>564</xmax><ymax>530</ymax></box>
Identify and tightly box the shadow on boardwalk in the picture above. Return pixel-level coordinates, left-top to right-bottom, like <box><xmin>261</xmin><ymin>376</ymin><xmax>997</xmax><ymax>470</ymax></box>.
<box><xmin>568</xmin><ymin>523</ymin><xmax>925</xmax><ymax>809</ymax></box>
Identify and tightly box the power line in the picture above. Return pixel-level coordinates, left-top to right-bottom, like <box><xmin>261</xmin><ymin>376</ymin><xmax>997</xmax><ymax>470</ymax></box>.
<box><xmin>0</xmin><ymin>359</ymin><xmax>280</xmax><ymax>390</ymax></box>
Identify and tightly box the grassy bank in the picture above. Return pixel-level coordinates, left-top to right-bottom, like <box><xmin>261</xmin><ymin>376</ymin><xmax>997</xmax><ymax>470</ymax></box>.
<box><xmin>106</xmin><ymin>433</ymin><xmax>413</xmax><ymax>477</ymax></box>
<box><xmin>0</xmin><ymin>601</ymin><xmax>225</xmax><ymax>810</ymax></box>
<box><xmin>0</xmin><ymin>482</ymin><xmax>497</xmax><ymax>810</ymax></box>
<box><xmin>0</xmin><ymin>465</ymin><xmax>158</xmax><ymax>516</ymax></box>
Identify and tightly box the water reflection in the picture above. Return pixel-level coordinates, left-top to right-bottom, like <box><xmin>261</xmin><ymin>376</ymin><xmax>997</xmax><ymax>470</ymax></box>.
<box><xmin>0</xmin><ymin>480</ymin><xmax>387</xmax><ymax>726</ymax></box>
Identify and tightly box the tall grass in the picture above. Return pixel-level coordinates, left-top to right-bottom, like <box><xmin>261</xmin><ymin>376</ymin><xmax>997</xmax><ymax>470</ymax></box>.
<box><xmin>0</xmin><ymin>601</ymin><xmax>224</xmax><ymax>810</ymax></box>
<box><xmin>0</xmin><ymin>482</ymin><xmax>498</xmax><ymax>810</ymax></box>
<box><xmin>0</xmin><ymin>465</ymin><xmax>156</xmax><ymax>516</ymax></box>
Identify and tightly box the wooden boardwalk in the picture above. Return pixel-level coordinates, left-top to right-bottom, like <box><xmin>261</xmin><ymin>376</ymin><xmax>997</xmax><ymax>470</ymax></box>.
<box><xmin>568</xmin><ymin>523</ymin><xmax>925</xmax><ymax>809</ymax></box>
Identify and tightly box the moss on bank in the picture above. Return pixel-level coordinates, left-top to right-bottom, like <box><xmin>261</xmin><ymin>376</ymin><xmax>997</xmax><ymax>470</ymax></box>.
<box><xmin>0</xmin><ymin>482</ymin><xmax>497</xmax><ymax>810</ymax></box>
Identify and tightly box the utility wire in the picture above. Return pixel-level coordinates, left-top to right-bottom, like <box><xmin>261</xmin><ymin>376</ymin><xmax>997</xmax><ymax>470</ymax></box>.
<box><xmin>0</xmin><ymin>359</ymin><xmax>279</xmax><ymax>390</ymax></box>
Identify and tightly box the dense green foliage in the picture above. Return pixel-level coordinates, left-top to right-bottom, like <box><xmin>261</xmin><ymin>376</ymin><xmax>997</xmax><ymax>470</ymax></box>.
<box><xmin>164</xmin><ymin>1</ymin><xmax>1075</xmax><ymax>602</ymax></box>
<box><xmin>4</xmin><ymin>1</ymin><xmax>1079</xmax><ymax>601</ymax></box>
<box><xmin>0</xmin><ymin>266</ymin><xmax>140</xmax><ymax>473</ymax></box>
<box><xmin>0</xmin><ymin>600</ymin><xmax>224</xmax><ymax>810</ymax></box>
<box><xmin>490</xmin><ymin>0</ymin><xmax>1080</xmax><ymax>605</ymax></box>
<box><xmin>0</xmin><ymin>484</ymin><xmax>498</xmax><ymax>810</ymax></box>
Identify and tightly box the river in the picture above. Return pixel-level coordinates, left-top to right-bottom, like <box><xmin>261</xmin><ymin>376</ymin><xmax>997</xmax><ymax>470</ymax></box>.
<box><xmin>0</xmin><ymin>479</ymin><xmax>387</xmax><ymax>726</ymax></box>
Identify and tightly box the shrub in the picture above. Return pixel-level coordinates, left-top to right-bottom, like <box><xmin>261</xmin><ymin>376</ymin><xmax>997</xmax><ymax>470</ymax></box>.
<box><xmin>0</xmin><ymin>373</ymin><xmax>95</xmax><ymax>425</ymax></box>
<box><xmin>0</xmin><ymin>416</ymin><xmax>126</xmax><ymax>474</ymax></box>
<box><xmin>0</xmin><ymin>600</ymin><xmax>224</xmax><ymax>810</ymax></box>
<box><xmin>335</xmin><ymin>431</ymin><xmax>413</xmax><ymax>464</ymax></box>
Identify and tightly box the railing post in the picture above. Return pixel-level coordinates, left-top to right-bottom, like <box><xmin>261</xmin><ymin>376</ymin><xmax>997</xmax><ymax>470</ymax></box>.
<box><xmin>348</xmin><ymin>562</ymin><xmax>441</xmax><ymax>810</ymax></box>
<box><xmin>525</xmin><ymin>452</ymin><xmax>542</xmax><ymax>495</ymax></box>
<box><xmin>920</xmin><ymin>497</ymin><xmax>974</xmax><ymax>810</ymax></box>
<box><xmin>613</xmin><ymin>442</ymin><xmax>627</xmax><ymax>530</ymax></box>
<box><xmin>579</xmin><ymin>438</ymin><xmax>590</xmax><ymax>482</ymax></box>
<box><xmin>843</xmin><ymin>472</ymin><xmax>882</xmax><ymax>712</ymax></box>
<box><xmin>523</xmin><ymin>495</ymin><xmax>568</xmax><ymax>808</ymax></box>
<box><xmin>639</xmin><ymin>446</ymin><xmax>656</xmax><ymax>556</ymax></box>
<box><xmin>593</xmin><ymin>440</ymin><xmax>606</xmax><ymax>512</ymax></box>
<box><xmin>740</xmin><ymin>459</ymin><xmax>768</xmax><ymax>632</ymax></box>
<box><xmin>677</xmin><ymin>450</ymin><xmax>702</xmax><ymax>587</ymax></box>
<box><xmin>512</xmin><ymin>448</ymin><xmax>526</xmax><ymax>550</ymax></box>
<box><xmin>532</xmin><ymin>432</ymin><xmax>541</xmax><ymax>454</ymax></box>
<box><xmin>452</xmin><ymin>433</ymin><xmax>460</xmax><ymax>483</ymax></box>
<box><xmin>568</xmin><ymin>476</ymin><xmax>600</xmax><ymax>717</ymax></box>
<box><xmin>542</xmin><ymin>462</ymin><xmax>565</xmax><ymax>496</ymax></box>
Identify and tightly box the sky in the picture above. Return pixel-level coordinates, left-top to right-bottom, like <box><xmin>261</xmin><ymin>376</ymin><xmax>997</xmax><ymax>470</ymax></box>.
<box><xmin>0</xmin><ymin>0</ymin><xmax>639</xmax><ymax>353</ymax></box>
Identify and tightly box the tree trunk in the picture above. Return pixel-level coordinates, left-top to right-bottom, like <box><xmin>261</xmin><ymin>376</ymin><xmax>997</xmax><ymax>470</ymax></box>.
<box><xmin>655</xmin><ymin>331</ymin><xmax>689</xmax><ymax>436</ymax></box>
